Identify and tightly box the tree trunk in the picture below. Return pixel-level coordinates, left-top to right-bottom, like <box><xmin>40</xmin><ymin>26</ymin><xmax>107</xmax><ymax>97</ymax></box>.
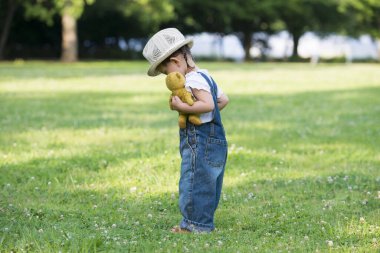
<box><xmin>243</xmin><ymin>30</ymin><xmax>252</xmax><ymax>61</ymax></box>
<box><xmin>292</xmin><ymin>33</ymin><xmax>300</xmax><ymax>59</ymax></box>
<box><xmin>61</xmin><ymin>8</ymin><xmax>78</xmax><ymax>62</ymax></box>
<box><xmin>0</xmin><ymin>0</ymin><xmax>18</xmax><ymax>60</ymax></box>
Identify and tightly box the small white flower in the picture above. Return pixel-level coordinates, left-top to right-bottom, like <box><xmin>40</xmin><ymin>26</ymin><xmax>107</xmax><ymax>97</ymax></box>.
<box><xmin>6</xmin><ymin>183</ymin><xmax>10</xmax><ymax>187</ymax></box>
<box><xmin>327</xmin><ymin>240</ymin><xmax>333</xmax><ymax>247</ymax></box>
<box><xmin>48</xmin><ymin>181</ymin><xmax>51</xmax><ymax>186</ymax></box>
<box><xmin>112</xmin><ymin>224</ymin><xmax>117</xmax><ymax>228</ymax></box>
<box><xmin>304</xmin><ymin>235</ymin><xmax>309</xmax><ymax>240</ymax></box>
<box><xmin>4</xmin><ymin>227</ymin><xmax>9</xmax><ymax>232</ymax></box>
<box><xmin>327</xmin><ymin>176</ymin><xmax>334</xmax><ymax>183</ymax></box>
<box><xmin>204</xmin><ymin>243</ymin><xmax>209</xmax><ymax>248</ymax></box>
<box><xmin>359</xmin><ymin>217</ymin><xmax>365</xmax><ymax>223</ymax></box>
<box><xmin>343</xmin><ymin>175</ymin><xmax>349</xmax><ymax>181</ymax></box>
<box><xmin>93</xmin><ymin>205</ymin><xmax>97</xmax><ymax>209</ymax></box>
<box><xmin>217</xmin><ymin>240</ymin><xmax>223</xmax><ymax>246</ymax></box>
<box><xmin>31</xmin><ymin>176</ymin><xmax>35</xmax><ymax>180</ymax></box>
<box><xmin>147</xmin><ymin>213</ymin><xmax>153</xmax><ymax>219</ymax></box>
<box><xmin>130</xmin><ymin>186</ymin><xmax>137</xmax><ymax>193</ymax></box>
<box><xmin>248</xmin><ymin>192</ymin><xmax>254</xmax><ymax>199</ymax></box>
<box><xmin>38</xmin><ymin>228</ymin><xmax>43</xmax><ymax>233</ymax></box>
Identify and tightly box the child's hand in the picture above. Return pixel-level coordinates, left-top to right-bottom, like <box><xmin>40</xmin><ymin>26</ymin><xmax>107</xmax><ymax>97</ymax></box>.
<box><xmin>171</xmin><ymin>96</ymin><xmax>185</xmax><ymax>112</ymax></box>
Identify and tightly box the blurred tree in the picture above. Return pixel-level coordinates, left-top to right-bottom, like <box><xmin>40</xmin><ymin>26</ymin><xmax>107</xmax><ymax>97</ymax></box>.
<box><xmin>166</xmin><ymin>0</ymin><xmax>278</xmax><ymax>61</ymax></box>
<box><xmin>79</xmin><ymin>0</ymin><xmax>174</xmax><ymax>39</ymax></box>
<box><xmin>276</xmin><ymin>0</ymin><xmax>345</xmax><ymax>59</ymax></box>
<box><xmin>229</xmin><ymin>0</ymin><xmax>278</xmax><ymax>61</ymax></box>
<box><xmin>121</xmin><ymin>0</ymin><xmax>174</xmax><ymax>37</ymax></box>
<box><xmin>338</xmin><ymin>0</ymin><xmax>380</xmax><ymax>57</ymax></box>
<box><xmin>165</xmin><ymin>0</ymin><xmax>234</xmax><ymax>34</ymax></box>
<box><xmin>58</xmin><ymin>0</ymin><xmax>95</xmax><ymax>62</ymax></box>
<box><xmin>1</xmin><ymin>0</ymin><xmax>174</xmax><ymax>60</ymax></box>
<box><xmin>0</xmin><ymin>0</ymin><xmax>95</xmax><ymax>61</ymax></box>
<box><xmin>77</xmin><ymin>0</ymin><xmax>174</xmax><ymax>58</ymax></box>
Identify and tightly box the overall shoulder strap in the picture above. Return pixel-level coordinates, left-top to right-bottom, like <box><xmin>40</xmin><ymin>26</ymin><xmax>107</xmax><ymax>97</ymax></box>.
<box><xmin>197</xmin><ymin>72</ymin><xmax>218</xmax><ymax>103</ymax></box>
<box><xmin>197</xmin><ymin>71</ymin><xmax>222</xmax><ymax>127</ymax></box>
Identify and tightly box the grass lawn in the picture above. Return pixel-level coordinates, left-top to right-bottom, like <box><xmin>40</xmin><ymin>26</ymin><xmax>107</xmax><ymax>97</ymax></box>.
<box><xmin>0</xmin><ymin>61</ymin><xmax>379</xmax><ymax>252</ymax></box>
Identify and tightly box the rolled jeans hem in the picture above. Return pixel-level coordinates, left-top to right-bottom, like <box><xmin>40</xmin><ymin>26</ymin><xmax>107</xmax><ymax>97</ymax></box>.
<box><xmin>180</xmin><ymin>218</ymin><xmax>214</xmax><ymax>233</ymax></box>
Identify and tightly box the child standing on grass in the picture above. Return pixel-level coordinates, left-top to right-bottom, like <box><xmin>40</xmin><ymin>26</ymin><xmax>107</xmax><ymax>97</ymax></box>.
<box><xmin>143</xmin><ymin>28</ymin><xmax>229</xmax><ymax>233</ymax></box>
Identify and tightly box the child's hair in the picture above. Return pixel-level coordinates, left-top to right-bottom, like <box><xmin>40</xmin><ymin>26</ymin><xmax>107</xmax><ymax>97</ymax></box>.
<box><xmin>160</xmin><ymin>45</ymin><xmax>195</xmax><ymax>69</ymax></box>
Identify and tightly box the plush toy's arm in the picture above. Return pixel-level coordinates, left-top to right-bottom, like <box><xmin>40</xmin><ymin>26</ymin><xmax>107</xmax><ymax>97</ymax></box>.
<box><xmin>169</xmin><ymin>94</ymin><xmax>174</xmax><ymax>110</ymax></box>
<box><xmin>182</xmin><ymin>90</ymin><xmax>195</xmax><ymax>106</ymax></box>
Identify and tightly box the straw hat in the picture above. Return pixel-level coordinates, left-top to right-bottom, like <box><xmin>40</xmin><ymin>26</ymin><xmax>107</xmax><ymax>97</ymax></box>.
<box><xmin>143</xmin><ymin>28</ymin><xmax>193</xmax><ymax>76</ymax></box>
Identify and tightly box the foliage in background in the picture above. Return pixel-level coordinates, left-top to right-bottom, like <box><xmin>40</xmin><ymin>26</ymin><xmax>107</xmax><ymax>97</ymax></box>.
<box><xmin>0</xmin><ymin>0</ymin><xmax>96</xmax><ymax>61</ymax></box>
<box><xmin>1</xmin><ymin>0</ymin><xmax>380</xmax><ymax>60</ymax></box>
<box><xmin>338</xmin><ymin>0</ymin><xmax>380</xmax><ymax>38</ymax></box>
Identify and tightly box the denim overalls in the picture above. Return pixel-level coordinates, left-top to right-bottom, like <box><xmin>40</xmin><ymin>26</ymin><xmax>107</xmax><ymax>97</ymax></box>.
<box><xmin>178</xmin><ymin>72</ymin><xmax>228</xmax><ymax>232</ymax></box>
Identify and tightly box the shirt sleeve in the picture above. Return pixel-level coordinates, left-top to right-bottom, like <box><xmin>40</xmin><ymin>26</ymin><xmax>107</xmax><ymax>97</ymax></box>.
<box><xmin>185</xmin><ymin>74</ymin><xmax>211</xmax><ymax>94</ymax></box>
<box><xmin>185</xmin><ymin>72</ymin><xmax>224</xmax><ymax>98</ymax></box>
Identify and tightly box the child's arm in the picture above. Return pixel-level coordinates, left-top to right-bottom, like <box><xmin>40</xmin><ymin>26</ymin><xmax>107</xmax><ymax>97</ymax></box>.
<box><xmin>217</xmin><ymin>93</ymin><xmax>229</xmax><ymax>111</ymax></box>
<box><xmin>171</xmin><ymin>89</ymin><xmax>214</xmax><ymax>114</ymax></box>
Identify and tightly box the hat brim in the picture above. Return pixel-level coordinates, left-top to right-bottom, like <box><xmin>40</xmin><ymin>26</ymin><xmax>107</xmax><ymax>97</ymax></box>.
<box><xmin>147</xmin><ymin>38</ymin><xmax>193</xmax><ymax>77</ymax></box>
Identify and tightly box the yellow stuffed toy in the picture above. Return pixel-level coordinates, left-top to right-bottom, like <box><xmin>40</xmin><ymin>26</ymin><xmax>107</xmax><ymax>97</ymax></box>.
<box><xmin>166</xmin><ymin>72</ymin><xmax>202</xmax><ymax>128</ymax></box>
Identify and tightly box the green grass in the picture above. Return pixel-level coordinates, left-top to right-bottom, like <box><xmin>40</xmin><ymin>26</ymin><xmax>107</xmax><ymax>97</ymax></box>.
<box><xmin>0</xmin><ymin>61</ymin><xmax>379</xmax><ymax>252</ymax></box>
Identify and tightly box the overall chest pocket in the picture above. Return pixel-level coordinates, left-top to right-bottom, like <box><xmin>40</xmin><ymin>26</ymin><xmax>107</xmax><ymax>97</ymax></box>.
<box><xmin>205</xmin><ymin>137</ymin><xmax>228</xmax><ymax>168</ymax></box>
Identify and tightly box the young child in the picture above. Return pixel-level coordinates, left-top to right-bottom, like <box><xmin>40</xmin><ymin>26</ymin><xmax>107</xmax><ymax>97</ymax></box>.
<box><xmin>143</xmin><ymin>28</ymin><xmax>229</xmax><ymax>233</ymax></box>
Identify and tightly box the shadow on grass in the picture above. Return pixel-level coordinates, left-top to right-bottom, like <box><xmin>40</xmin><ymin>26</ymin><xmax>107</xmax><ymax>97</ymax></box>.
<box><xmin>0</xmin><ymin>91</ymin><xmax>172</xmax><ymax>133</ymax></box>
<box><xmin>1</xmin><ymin>86</ymin><xmax>379</xmax><ymax>149</ymax></box>
<box><xmin>225</xmin><ymin>86</ymin><xmax>380</xmax><ymax>151</ymax></box>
